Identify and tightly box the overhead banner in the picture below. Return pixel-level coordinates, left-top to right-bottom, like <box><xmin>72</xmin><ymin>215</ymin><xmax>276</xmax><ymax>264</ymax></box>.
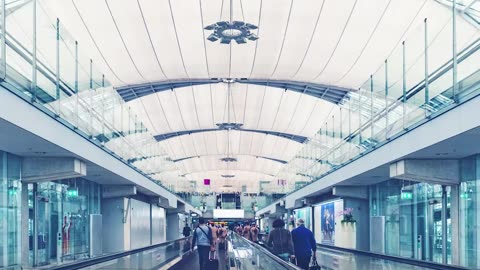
<box><xmin>213</xmin><ymin>209</ymin><xmax>245</xmax><ymax>219</ymax></box>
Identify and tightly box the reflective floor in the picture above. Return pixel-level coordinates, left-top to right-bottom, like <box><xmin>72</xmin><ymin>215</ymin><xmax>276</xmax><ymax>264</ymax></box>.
<box><xmin>316</xmin><ymin>247</ymin><xmax>437</xmax><ymax>270</ymax></box>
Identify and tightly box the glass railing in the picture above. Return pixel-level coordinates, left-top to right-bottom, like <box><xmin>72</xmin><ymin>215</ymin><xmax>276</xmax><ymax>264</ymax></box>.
<box><xmin>273</xmin><ymin>33</ymin><xmax>480</xmax><ymax>197</ymax></box>
<box><xmin>0</xmin><ymin>0</ymin><xmax>186</xmax><ymax>195</ymax></box>
<box><xmin>45</xmin><ymin>237</ymin><xmax>192</xmax><ymax>270</ymax></box>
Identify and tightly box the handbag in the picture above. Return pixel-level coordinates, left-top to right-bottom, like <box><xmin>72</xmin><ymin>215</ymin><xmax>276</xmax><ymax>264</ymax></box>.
<box><xmin>309</xmin><ymin>257</ymin><xmax>321</xmax><ymax>270</ymax></box>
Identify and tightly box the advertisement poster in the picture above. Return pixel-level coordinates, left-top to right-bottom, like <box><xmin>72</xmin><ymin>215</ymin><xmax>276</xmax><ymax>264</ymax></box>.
<box><xmin>321</xmin><ymin>202</ymin><xmax>335</xmax><ymax>244</ymax></box>
<box><xmin>314</xmin><ymin>199</ymin><xmax>343</xmax><ymax>245</ymax></box>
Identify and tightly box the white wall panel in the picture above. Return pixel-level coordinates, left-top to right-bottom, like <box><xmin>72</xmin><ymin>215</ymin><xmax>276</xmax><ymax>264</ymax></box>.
<box><xmin>130</xmin><ymin>199</ymin><xmax>152</xmax><ymax>249</ymax></box>
<box><xmin>151</xmin><ymin>206</ymin><xmax>166</xmax><ymax>244</ymax></box>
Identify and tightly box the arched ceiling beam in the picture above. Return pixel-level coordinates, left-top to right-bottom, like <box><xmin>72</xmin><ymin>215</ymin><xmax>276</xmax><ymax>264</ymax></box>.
<box><xmin>171</xmin><ymin>154</ymin><xmax>287</xmax><ymax>164</ymax></box>
<box><xmin>181</xmin><ymin>169</ymin><xmax>276</xmax><ymax>178</ymax></box>
<box><xmin>153</xmin><ymin>128</ymin><xmax>308</xmax><ymax>144</ymax></box>
<box><xmin>115</xmin><ymin>78</ymin><xmax>353</xmax><ymax>104</ymax></box>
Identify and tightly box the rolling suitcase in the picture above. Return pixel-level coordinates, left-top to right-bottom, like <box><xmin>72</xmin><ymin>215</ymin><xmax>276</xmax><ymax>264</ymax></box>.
<box><xmin>207</xmin><ymin>251</ymin><xmax>219</xmax><ymax>270</ymax></box>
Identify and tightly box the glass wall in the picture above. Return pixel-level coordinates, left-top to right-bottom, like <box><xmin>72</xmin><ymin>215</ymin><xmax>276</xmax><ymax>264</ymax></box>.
<box><xmin>28</xmin><ymin>178</ymin><xmax>101</xmax><ymax>267</ymax></box>
<box><xmin>370</xmin><ymin>179</ymin><xmax>451</xmax><ymax>264</ymax></box>
<box><xmin>459</xmin><ymin>155</ymin><xmax>480</xmax><ymax>269</ymax></box>
<box><xmin>0</xmin><ymin>151</ymin><xmax>22</xmax><ymax>268</ymax></box>
<box><xmin>293</xmin><ymin>207</ymin><xmax>312</xmax><ymax>231</ymax></box>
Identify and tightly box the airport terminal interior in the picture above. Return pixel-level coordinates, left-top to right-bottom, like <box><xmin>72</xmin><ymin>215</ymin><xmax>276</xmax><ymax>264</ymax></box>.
<box><xmin>1</xmin><ymin>0</ymin><xmax>480</xmax><ymax>269</ymax></box>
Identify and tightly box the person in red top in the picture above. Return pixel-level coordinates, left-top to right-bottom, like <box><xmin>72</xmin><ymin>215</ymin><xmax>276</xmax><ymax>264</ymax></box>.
<box><xmin>218</xmin><ymin>224</ymin><xmax>227</xmax><ymax>249</ymax></box>
<box><xmin>250</xmin><ymin>224</ymin><xmax>259</xmax><ymax>243</ymax></box>
<box><xmin>243</xmin><ymin>224</ymin><xmax>251</xmax><ymax>240</ymax></box>
<box><xmin>236</xmin><ymin>225</ymin><xmax>243</xmax><ymax>236</ymax></box>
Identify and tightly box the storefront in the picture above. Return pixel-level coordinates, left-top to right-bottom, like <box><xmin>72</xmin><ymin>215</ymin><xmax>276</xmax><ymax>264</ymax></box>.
<box><xmin>369</xmin><ymin>180</ymin><xmax>451</xmax><ymax>264</ymax></box>
<box><xmin>28</xmin><ymin>178</ymin><xmax>101</xmax><ymax>267</ymax></box>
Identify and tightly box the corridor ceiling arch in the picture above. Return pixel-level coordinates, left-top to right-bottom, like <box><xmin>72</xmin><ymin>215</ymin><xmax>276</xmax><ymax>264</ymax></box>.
<box><xmin>32</xmin><ymin>0</ymin><xmax>480</xmax><ymax>192</ymax></box>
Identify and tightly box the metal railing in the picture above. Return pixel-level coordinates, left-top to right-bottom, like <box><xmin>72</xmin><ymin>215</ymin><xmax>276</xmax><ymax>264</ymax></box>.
<box><xmin>44</xmin><ymin>237</ymin><xmax>192</xmax><ymax>270</ymax></box>
<box><xmin>317</xmin><ymin>244</ymin><xmax>471</xmax><ymax>270</ymax></box>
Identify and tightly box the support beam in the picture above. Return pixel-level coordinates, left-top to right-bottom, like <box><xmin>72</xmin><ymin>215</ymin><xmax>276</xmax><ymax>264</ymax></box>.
<box><xmin>22</xmin><ymin>157</ymin><xmax>87</xmax><ymax>182</ymax></box>
<box><xmin>333</xmin><ymin>186</ymin><xmax>368</xmax><ymax>199</ymax></box>
<box><xmin>389</xmin><ymin>159</ymin><xmax>460</xmax><ymax>185</ymax></box>
<box><xmin>115</xmin><ymin>78</ymin><xmax>353</xmax><ymax>104</ymax></box>
<box><xmin>102</xmin><ymin>185</ymin><xmax>137</xmax><ymax>199</ymax></box>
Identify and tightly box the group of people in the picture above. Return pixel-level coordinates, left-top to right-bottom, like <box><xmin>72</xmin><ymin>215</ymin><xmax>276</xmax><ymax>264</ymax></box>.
<box><xmin>233</xmin><ymin>223</ymin><xmax>260</xmax><ymax>242</ymax></box>
<box><xmin>189</xmin><ymin>217</ymin><xmax>317</xmax><ymax>270</ymax></box>
<box><xmin>189</xmin><ymin>218</ymin><xmax>229</xmax><ymax>270</ymax></box>
<box><xmin>264</xmin><ymin>218</ymin><xmax>317</xmax><ymax>270</ymax></box>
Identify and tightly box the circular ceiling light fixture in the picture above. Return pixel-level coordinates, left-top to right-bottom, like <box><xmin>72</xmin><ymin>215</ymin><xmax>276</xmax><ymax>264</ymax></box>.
<box><xmin>220</xmin><ymin>157</ymin><xmax>237</xmax><ymax>162</ymax></box>
<box><xmin>204</xmin><ymin>21</ymin><xmax>259</xmax><ymax>44</ymax></box>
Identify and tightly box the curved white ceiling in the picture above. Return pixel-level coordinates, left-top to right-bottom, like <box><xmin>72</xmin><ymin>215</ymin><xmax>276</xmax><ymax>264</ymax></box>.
<box><xmin>38</xmin><ymin>0</ymin><xmax>479</xmax><ymax>89</ymax></box>
<box><xmin>23</xmin><ymin>0</ymin><xmax>480</xmax><ymax>193</ymax></box>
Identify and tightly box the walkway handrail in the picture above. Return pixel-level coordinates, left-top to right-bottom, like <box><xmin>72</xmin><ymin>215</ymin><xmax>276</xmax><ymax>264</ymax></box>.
<box><xmin>234</xmin><ymin>233</ymin><xmax>303</xmax><ymax>270</ymax></box>
<box><xmin>317</xmin><ymin>244</ymin><xmax>471</xmax><ymax>270</ymax></box>
<box><xmin>45</xmin><ymin>236</ymin><xmax>192</xmax><ymax>270</ymax></box>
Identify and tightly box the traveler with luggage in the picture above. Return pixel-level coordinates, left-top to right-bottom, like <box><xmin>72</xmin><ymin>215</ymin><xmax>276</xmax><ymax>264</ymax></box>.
<box><xmin>266</xmin><ymin>219</ymin><xmax>295</xmax><ymax>262</ymax></box>
<box><xmin>191</xmin><ymin>218</ymin><xmax>214</xmax><ymax>270</ymax></box>
<box><xmin>218</xmin><ymin>224</ymin><xmax>227</xmax><ymax>249</ymax></box>
<box><xmin>291</xmin><ymin>219</ymin><xmax>318</xmax><ymax>270</ymax></box>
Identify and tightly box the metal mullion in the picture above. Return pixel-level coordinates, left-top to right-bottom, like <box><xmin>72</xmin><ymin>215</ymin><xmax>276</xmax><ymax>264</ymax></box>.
<box><xmin>75</xmin><ymin>41</ymin><xmax>79</xmax><ymax>128</ymax></box>
<box><xmin>339</xmin><ymin>107</ymin><xmax>343</xmax><ymax>139</ymax></box>
<box><xmin>424</xmin><ymin>18</ymin><xmax>430</xmax><ymax>115</ymax></box>
<box><xmin>348</xmin><ymin>100</ymin><xmax>352</xmax><ymax>155</ymax></box>
<box><xmin>402</xmin><ymin>41</ymin><xmax>407</xmax><ymax>130</ymax></box>
<box><xmin>101</xmin><ymin>75</ymin><xmax>106</xmax><ymax>146</ymax></box>
<box><xmin>370</xmin><ymin>75</ymin><xmax>374</xmax><ymax>138</ymax></box>
<box><xmin>0</xmin><ymin>0</ymin><xmax>5</xmax><ymax>80</ymax></box>
<box><xmin>384</xmin><ymin>59</ymin><xmax>389</xmax><ymax>139</ymax></box>
<box><xmin>89</xmin><ymin>59</ymin><xmax>93</xmax><ymax>137</ymax></box>
<box><xmin>358</xmin><ymin>91</ymin><xmax>362</xmax><ymax>144</ymax></box>
<box><xmin>32</xmin><ymin>0</ymin><xmax>37</xmax><ymax>101</ymax></box>
<box><xmin>56</xmin><ymin>18</ymin><xmax>60</xmax><ymax>115</ymax></box>
<box><xmin>452</xmin><ymin>0</ymin><xmax>458</xmax><ymax>103</ymax></box>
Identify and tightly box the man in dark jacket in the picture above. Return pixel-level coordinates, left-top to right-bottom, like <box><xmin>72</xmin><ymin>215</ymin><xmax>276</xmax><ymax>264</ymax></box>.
<box><xmin>183</xmin><ymin>223</ymin><xmax>192</xmax><ymax>237</ymax></box>
<box><xmin>291</xmin><ymin>219</ymin><xmax>317</xmax><ymax>269</ymax></box>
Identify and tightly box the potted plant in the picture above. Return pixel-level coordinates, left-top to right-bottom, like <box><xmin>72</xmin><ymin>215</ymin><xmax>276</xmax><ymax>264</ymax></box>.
<box><xmin>338</xmin><ymin>208</ymin><xmax>356</xmax><ymax>224</ymax></box>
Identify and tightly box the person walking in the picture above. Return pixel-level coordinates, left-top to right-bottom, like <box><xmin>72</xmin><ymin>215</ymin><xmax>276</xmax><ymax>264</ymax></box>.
<box><xmin>191</xmin><ymin>217</ymin><xmax>214</xmax><ymax>270</ymax></box>
<box><xmin>236</xmin><ymin>224</ymin><xmax>243</xmax><ymax>236</ymax></box>
<box><xmin>291</xmin><ymin>219</ymin><xmax>317</xmax><ymax>270</ymax></box>
<box><xmin>266</xmin><ymin>219</ymin><xmax>295</xmax><ymax>262</ymax></box>
<box><xmin>243</xmin><ymin>223</ymin><xmax>251</xmax><ymax>240</ymax></box>
<box><xmin>182</xmin><ymin>223</ymin><xmax>192</xmax><ymax>237</ymax></box>
<box><xmin>210</xmin><ymin>223</ymin><xmax>219</xmax><ymax>245</ymax></box>
<box><xmin>218</xmin><ymin>224</ymin><xmax>227</xmax><ymax>249</ymax></box>
<box><xmin>250</xmin><ymin>224</ymin><xmax>259</xmax><ymax>243</ymax></box>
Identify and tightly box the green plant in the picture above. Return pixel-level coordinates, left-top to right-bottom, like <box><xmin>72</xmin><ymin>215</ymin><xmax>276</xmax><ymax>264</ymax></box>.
<box><xmin>337</xmin><ymin>208</ymin><xmax>356</xmax><ymax>223</ymax></box>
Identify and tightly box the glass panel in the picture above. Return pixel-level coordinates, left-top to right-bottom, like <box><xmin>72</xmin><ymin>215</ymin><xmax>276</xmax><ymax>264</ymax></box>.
<box><xmin>370</xmin><ymin>180</ymin><xmax>452</xmax><ymax>264</ymax></box>
<box><xmin>0</xmin><ymin>152</ymin><xmax>22</xmax><ymax>268</ymax></box>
